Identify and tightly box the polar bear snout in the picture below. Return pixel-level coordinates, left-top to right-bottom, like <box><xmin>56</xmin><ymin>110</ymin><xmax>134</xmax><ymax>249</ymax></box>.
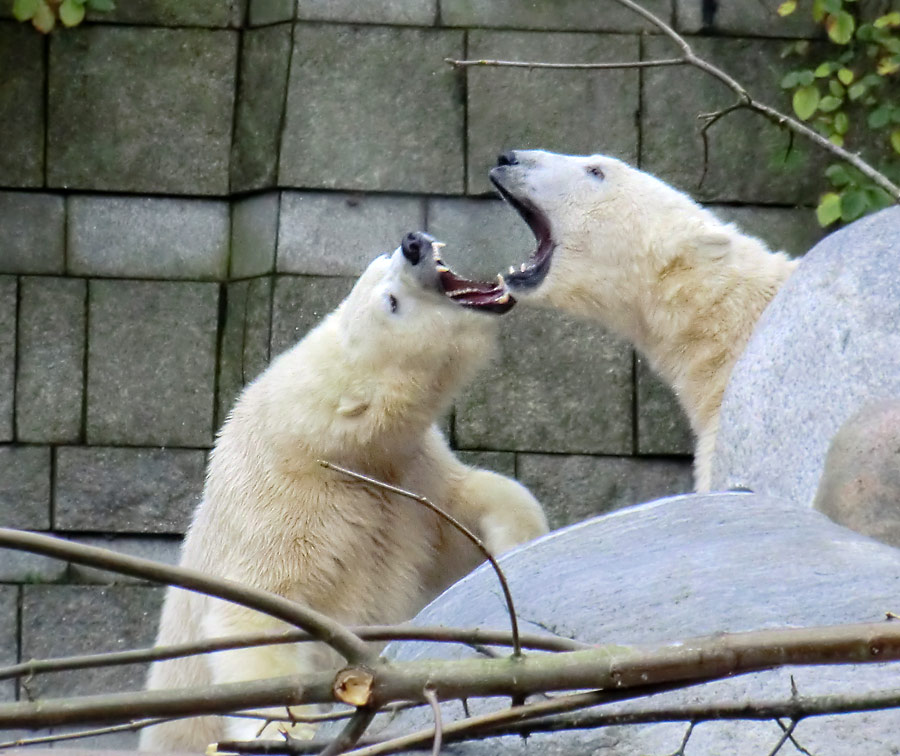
<box><xmin>496</xmin><ymin>150</ymin><xmax>519</xmax><ymax>167</ymax></box>
<box><xmin>401</xmin><ymin>231</ymin><xmax>434</xmax><ymax>266</ymax></box>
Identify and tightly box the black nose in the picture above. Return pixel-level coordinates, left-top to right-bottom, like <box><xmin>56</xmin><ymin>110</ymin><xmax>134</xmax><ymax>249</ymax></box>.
<box><xmin>496</xmin><ymin>151</ymin><xmax>519</xmax><ymax>167</ymax></box>
<box><xmin>401</xmin><ymin>232</ymin><xmax>425</xmax><ymax>265</ymax></box>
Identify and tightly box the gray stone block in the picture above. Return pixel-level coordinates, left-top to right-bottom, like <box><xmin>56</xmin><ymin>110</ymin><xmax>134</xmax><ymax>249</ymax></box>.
<box><xmin>218</xmin><ymin>277</ymin><xmax>273</xmax><ymax>427</ymax></box>
<box><xmin>86</xmin><ymin>0</ymin><xmax>245</xmax><ymax>27</ymax></box>
<box><xmin>16</xmin><ymin>277</ymin><xmax>85</xmax><ymax>443</ymax></box>
<box><xmin>21</xmin><ymin>585</ymin><xmax>164</xmax><ymax>698</ymax></box>
<box><xmin>68</xmin><ymin>196</ymin><xmax>229</xmax><ymax>280</ymax></box>
<box><xmin>444</xmin><ymin>0</ymin><xmax>671</xmax><ymax>32</ymax></box>
<box><xmin>0</xmin><ymin>22</ymin><xmax>44</xmax><ymax>187</ymax></box>
<box><xmin>713</xmin><ymin>207</ymin><xmax>900</xmax><ymax>507</ymax></box>
<box><xmin>372</xmin><ymin>493</ymin><xmax>900</xmax><ymax>754</ymax></box>
<box><xmin>47</xmin><ymin>26</ymin><xmax>237</xmax><ymax>195</ymax></box>
<box><xmin>813</xmin><ymin>399</ymin><xmax>900</xmax><ymax>548</ymax></box>
<box><xmin>279</xmin><ymin>24</ymin><xmax>465</xmax><ymax>193</ymax></box>
<box><xmin>67</xmin><ymin>535</ymin><xmax>182</xmax><ymax>584</ymax></box>
<box><xmin>455</xmin><ymin>308</ymin><xmax>633</xmax><ymax>454</ymax></box>
<box><xmin>0</xmin><ymin>277</ymin><xmax>14</xmax><ymax>442</ymax></box>
<box><xmin>710</xmin><ymin>204</ymin><xmax>825</xmax><ymax>258</ymax></box>
<box><xmin>642</xmin><ymin>35</ymin><xmax>821</xmax><ymax>204</ymax></box>
<box><xmin>0</xmin><ymin>446</ymin><xmax>51</xmax><ymax>530</ymax></box>
<box><xmin>86</xmin><ymin>281</ymin><xmax>219</xmax><ymax>447</ymax></box>
<box><xmin>0</xmin><ymin>586</ymin><xmax>16</xmax><ymax>702</ymax></box>
<box><xmin>517</xmin><ymin>453</ymin><xmax>693</xmax><ymax>529</ymax></box>
<box><xmin>456</xmin><ymin>451</ymin><xmax>516</xmax><ymax>478</ymax></box>
<box><xmin>55</xmin><ymin>446</ymin><xmax>206</xmax><ymax>534</ymax></box>
<box><xmin>675</xmin><ymin>0</ymin><xmax>820</xmax><ymax>37</ymax></box>
<box><xmin>231</xmin><ymin>193</ymin><xmax>279</xmax><ymax>279</ymax></box>
<box><xmin>270</xmin><ymin>275</ymin><xmax>354</xmax><ymax>357</ymax></box>
<box><xmin>0</xmin><ymin>548</ymin><xmax>66</xmax><ymax>583</ymax></box>
<box><xmin>425</xmin><ymin>197</ymin><xmax>534</xmax><ymax>280</ymax></box>
<box><xmin>277</xmin><ymin>193</ymin><xmax>425</xmax><ymax>276</ymax></box>
<box><xmin>248</xmin><ymin>0</ymin><xmax>294</xmax><ymax>25</ymax></box>
<box><xmin>0</xmin><ymin>193</ymin><xmax>65</xmax><ymax>274</ymax></box>
<box><xmin>296</xmin><ymin>0</ymin><xmax>435</xmax><ymax>24</ymax></box>
<box><xmin>636</xmin><ymin>355</ymin><xmax>694</xmax><ymax>456</ymax></box>
<box><xmin>231</xmin><ymin>23</ymin><xmax>292</xmax><ymax>192</ymax></box>
<box><xmin>467</xmin><ymin>31</ymin><xmax>639</xmax><ymax>195</ymax></box>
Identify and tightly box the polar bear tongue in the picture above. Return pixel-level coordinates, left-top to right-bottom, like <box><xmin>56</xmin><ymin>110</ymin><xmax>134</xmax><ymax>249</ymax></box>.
<box><xmin>434</xmin><ymin>260</ymin><xmax>516</xmax><ymax>314</ymax></box>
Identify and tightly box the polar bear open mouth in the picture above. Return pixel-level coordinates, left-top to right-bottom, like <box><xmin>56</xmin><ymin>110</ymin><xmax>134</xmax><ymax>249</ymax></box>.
<box><xmin>434</xmin><ymin>248</ymin><xmax>516</xmax><ymax>314</ymax></box>
<box><xmin>489</xmin><ymin>173</ymin><xmax>554</xmax><ymax>291</ymax></box>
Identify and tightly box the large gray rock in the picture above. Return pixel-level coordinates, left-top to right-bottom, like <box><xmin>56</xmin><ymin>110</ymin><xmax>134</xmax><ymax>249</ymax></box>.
<box><xmin>712</xmin><ymin>207</ymin><xmax>900</xmax><ymax>505</ymax></box>
<box><xmin>0</xmin><ymin>22</ymin><xmax>44</xmax><ymax>187</ymax></box>
<box><xmin>813</xmin><ymin>399</ymin><xmax>900</xmax><ymax>548</ymax></box>
<box><xmin>364</xmin><ymin>492</ymin><xmax>900</xmax><ymax>754</ymax></box>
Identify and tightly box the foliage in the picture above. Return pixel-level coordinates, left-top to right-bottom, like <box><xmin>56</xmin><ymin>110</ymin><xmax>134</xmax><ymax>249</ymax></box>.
<box><xmin>12</xmin><ymin>0</ymin><xmax>114</xmax><ymax>33</ymax></box>
<box><xmin>779</xmin><ymin>0</ymin><xmax>900</xmax><ymax>226</ymax></box>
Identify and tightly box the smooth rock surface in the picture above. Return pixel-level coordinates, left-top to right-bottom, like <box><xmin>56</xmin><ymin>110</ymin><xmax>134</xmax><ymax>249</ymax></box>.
<box><xmin>814</xmin><ymin>399</ymin><xmax>900</xmax><ymax>548</ymax></box>
<box><xmin>360</xmin><ymin>492</ymin><xmax>900</xmax><ymax>754</ymax></box>
<box><xmin>712</xmin><ymin>207</ymin><xmax>900</xmax><ymax>505</ymax></box>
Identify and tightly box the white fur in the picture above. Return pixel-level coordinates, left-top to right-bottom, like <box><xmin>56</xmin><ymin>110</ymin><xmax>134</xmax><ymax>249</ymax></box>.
<box><xmin>140</xmin><ymin>249</ymin><xmax>548</xmax><ymax>751</ymax></box>
<box><xmin>495</xmin><ymin>150</ymin><xmax>798</xmax><ymax>491</ymax></box>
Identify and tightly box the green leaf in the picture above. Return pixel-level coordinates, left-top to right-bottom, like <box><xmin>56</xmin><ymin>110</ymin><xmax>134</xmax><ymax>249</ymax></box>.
<box><xmin>822</xmin><ymin>0</ymin><xmax>843</xmax><ymax>13</ymax></box>
<box><xmin>814</xmin><ymin>62</ymin><xmax>832</xmax><ymax>77</ymax></box>
<box><xmin>31</xmin><ymin>0</ymin><xmax>55</xmax><ymax>32</ymax></box>
<box><xmin>828</xmin><ymin>79</ymin><xmax>845</xmax><ymax>97</ymax></box>
<box><xmin>85</xmin><ymin>0</ymin><xmax>115</xmax><ymax>10</ymax></box>
<box><xmin>829</xmin><ymin>132</ymin><xmax>845</xmax><ymax>146</ymax></box>
<box><xmin>793</xmin><ymin>85</ymin><xmax>820</xmax><ymax>120</ymax></box>
<box><xmin>891</xmin><ymin>129</ymin><xmax>900</xmax><ymax>154</ymax></box>
<box><xmin>825</xmin><ymin>163</ymin><xmax>852</xmax><ymax>186</ymax></box>
<box><xmin>777</xmin><ymin>0</ymin><xmax>797</xmax><ymax>16</ymax></box>
<box><xmin>840</xmin><ymin>189</ymin><xmax>868</xmax><ymax>221</ymax></box>
<box><xmin>874</xmin><ymin>12</ymin><xmax>900</xmax><ymax>28</ymax></box>
<box><xmin>780</xmin><ymin>71</ymin><xmax>802</xmax><ymax>88</ymax></box>
<box><xmin>837</xmin><ymin>67</ymin><xmax>854</xmax><ymax>85</ymax></box>
<box><xmin>813</xmin><ymin>0</ymin><xmax>826</xmax><ymax>22</ymax></box>
<box><xmin>868</xmin><ymin>106</ymin><xmax>892</xmax><ymax>128</ymax></box>
<box><xmin>827</xmin><ymin>11</ymin><xmax>856</xmax><ymax>44</ymax></box>
<box><xmin>816</xmin><ymin>192</ymin><xmax>842</xmax><ymax>226</ymax></box>
<box><xmin>59</xmin><ymin>0</ymin><xmax>86</xmax><ymax>26</ymax></box>
<box><xmin>848</xmin><ymin>81</ymin><xmax>867</xmax><ymax>100</ymax></box>
<box><xmin>12</xmin><ymin>0</ymin><xmax>39</xmax><ymax>21</ymax></box>
<box><xmin>856</xmin><ymin>22</ymin><xmax>874</xmax><ymax>41</ymax></box>
<box><xmin>798</xmin><ymin>69</ymin><xmax>816</xmax><ymax>86</ymax></box>
<box><xmin>819</xmin><ymin>95</ymin><xmax>843</xmax><ymax>112</ymax></box>
<box><xmin>833</xmin><ymin>111</ymin><xmax>850</xmax><ymax>134</ymax></box>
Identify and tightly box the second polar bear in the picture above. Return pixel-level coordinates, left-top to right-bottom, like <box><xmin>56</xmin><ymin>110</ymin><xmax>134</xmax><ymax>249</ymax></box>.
<box><xmin>140</xmin><ymin>232</ymin><xmax>548</xmax><ymax>751</ymax></box>
<box><xmin>490</xmin><ymin>150</ymin><xmax>798</xmax><ymax>492</ymax></box>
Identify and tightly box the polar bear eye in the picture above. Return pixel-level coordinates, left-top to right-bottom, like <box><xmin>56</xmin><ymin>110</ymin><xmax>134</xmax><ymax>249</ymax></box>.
<box><xmin>388</xmin><ymin>294</ymin><xmax>398</xmax><ymax>314</ymax></box>
<box><xmin>586</xmin><ymin>165</ymin><xmax>605</xmax><ymax>180</ymax></box>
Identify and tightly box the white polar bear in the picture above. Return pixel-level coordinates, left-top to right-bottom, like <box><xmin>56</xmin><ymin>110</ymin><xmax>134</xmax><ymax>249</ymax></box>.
<box><xmin>140</xmin><ymin>232</ymin><xmax>548</xmax><ymax>751</ymax></box>
<box><xmin>490</xmin><ymin>150</ymin><xmax>798</xmax><ymax>492</ymax></box>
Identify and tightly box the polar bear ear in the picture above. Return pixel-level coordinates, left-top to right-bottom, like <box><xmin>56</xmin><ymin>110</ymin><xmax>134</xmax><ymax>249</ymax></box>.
<box><xmin>693</xmin><ymin>231</ymin><xmax>733</xmax><ymax>262</ymax></box>
<box><xmin>337</xmin><ymin>395</ymin><xmax>370</xmax><ymax>417</ymax></box>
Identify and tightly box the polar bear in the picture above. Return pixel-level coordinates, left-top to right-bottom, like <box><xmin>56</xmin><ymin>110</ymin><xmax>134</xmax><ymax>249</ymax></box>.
<box><xmin>140</xmin><ymin>232</ymin><xmax>548</xmax><ymax>751</ymax></box>
<box><xmin>490</xmin><ymin>149</ymin><xmax>798</xmax><ymax>492</ymax></box>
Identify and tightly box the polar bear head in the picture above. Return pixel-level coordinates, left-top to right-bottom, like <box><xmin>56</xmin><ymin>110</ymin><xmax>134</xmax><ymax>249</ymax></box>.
<box><xmin>489</xmin><ymin>149</ymin><xmax>734</xmax><ymax>341</ymax></box>
<box><xmin>254</xmin><ymin>232</ymin><xmax>514</xmax><ymax>461</ymax></box>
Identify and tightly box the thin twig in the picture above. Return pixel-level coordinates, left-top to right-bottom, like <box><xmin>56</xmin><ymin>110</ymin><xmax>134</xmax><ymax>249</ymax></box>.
<box><xmin>766</xmin><ymin>719</ymin><xmax>798</xmax><ymax>756</ymax></box>
<box><xmin>445</xmin><ymin>56</ymin><xmax>687</xmax><ymax>70</ymax></box>
<box><xmin>776</xmin><ymin>717</ymin><xmax>815</xmax><ymax>756</ymax></box>
<box><xmin>317</xmin><ymin>708</ymin><xmax>377</xmax><ymax>756</ymax></box>
<box><xmin>0</xmin><ymin>716</ymin><xmax>175</xmax><ymax>748</ymax></box>
<box><xmin>423</xmin><ymin>688</ymin><xmax>442</xmax><ymax>756</ymax></box>
<box><xmin>0</xmin><ymin>624</ymin><xmax>584</xmax><ymax>683</ymax></box>
<box><xmin>318</xmin><ymin>460</ymin><xmax>523</xmax><ymax>658</ymax></box>
<box><xmin>0</xmin><ymin>528</ymin><xmax>372</xmax><ymax>665</ymax></box>
<box><xmin>668</xmin><ymin>720</ymin><xmax>695</xmax><ymax>756</ymax></box>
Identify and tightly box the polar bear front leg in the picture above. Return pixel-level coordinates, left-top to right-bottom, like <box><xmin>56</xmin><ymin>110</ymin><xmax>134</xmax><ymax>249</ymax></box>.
<box><xmin>202</xmin><ymin>601</ymin><xmax>327</xmax><ymax>743</ymax></box>
<box><xmin>453</xmin><ymin>468</ymin><xmax>549</xmax><ymax>555</ymax></box>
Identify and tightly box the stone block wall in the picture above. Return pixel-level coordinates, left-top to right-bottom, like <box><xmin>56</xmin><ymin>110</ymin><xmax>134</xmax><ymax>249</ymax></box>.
<box><xmin>0</xmin><ymin>0</ymin><xmax>827</xmax><ymax>745</ymax></box>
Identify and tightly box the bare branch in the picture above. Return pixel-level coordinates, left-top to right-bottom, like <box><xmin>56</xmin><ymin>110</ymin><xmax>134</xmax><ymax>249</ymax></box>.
<box><xmin>668</xmin><ymin>721</ymin><xmax>695</xmax><ymax>756</ymax></box>
<box><xmin>0</xmin><ymin>624</ymin><xmax>584</xmax><ymax>683</ymax></box>
<box><xmin>0</xmin><ymin>528</ymin><xmax>373</xmax><ymax>665</ymax></box>
<box><xmin>319</xmin><ymin>461</ymin><xmax>523</xmax><ymax>658</ymax></box>
<box><xmin>765</xmin><ymin>719</ymin><xmax>798</xmax><ymax>756</ymax></box>
<box><xmin>318</xmin><ymin>708</ymin><xmax>377</xmax><ymax>756</ymax></box>
<box><xmin>445</xmin><ymin>56</ymin><xmax>687</xmax><ymax>70</ymax></box>
<box><xmin>423</xmin><ymin>688</ymin><xmax>442</xmax><ymax>756</ymax></box>
<box><xmin>0</xmin><ymin>717</ymin><xmax>176</xmax><ymax>748</ymax></box>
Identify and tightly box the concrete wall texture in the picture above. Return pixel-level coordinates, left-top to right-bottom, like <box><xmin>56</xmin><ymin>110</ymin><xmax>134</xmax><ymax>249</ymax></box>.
<box><xmin>0</xmin><ymin>0</ymin><xmax>828</xmax><ymax>746</ymax></box>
